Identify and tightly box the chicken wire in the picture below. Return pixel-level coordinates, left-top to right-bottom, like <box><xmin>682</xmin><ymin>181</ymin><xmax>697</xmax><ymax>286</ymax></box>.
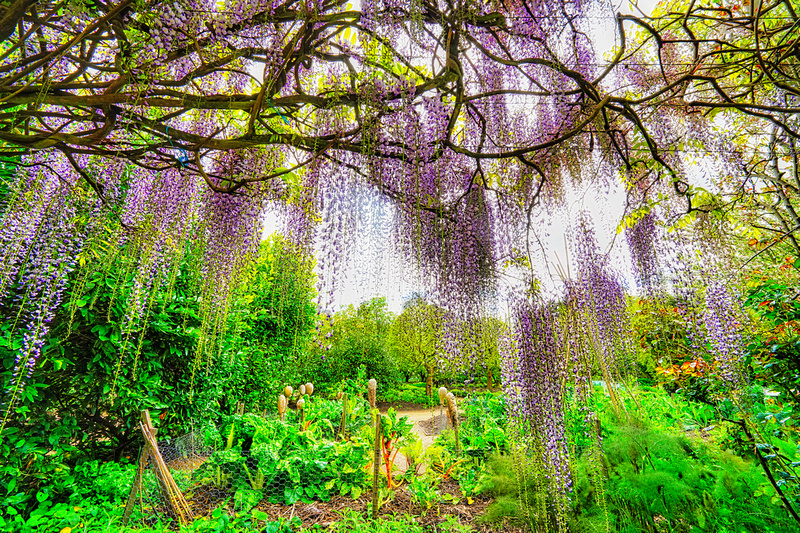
<box><xmin>124</xmin><ymin>395</ymin><xmax>380</xmax><ymax>528</ymax></box>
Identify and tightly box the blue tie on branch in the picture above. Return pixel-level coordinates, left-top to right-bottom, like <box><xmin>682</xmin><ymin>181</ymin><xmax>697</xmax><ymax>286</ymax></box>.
<box><xmin>267</xmin><ymin>99</ymin><xmax>291</xmax><ymax>125</ymax></box>
<box><xmin>165</xmin><ymin>126</ymin><xmax>190</xmax><ymax>167</ymax></box>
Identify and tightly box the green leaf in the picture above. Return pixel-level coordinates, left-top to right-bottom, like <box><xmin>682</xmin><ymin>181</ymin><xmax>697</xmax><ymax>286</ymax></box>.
<box><xmin>252</xmin><ymin>510</ymin><xmax>271</xmax><ymax>521</ymax></box>
<box><xmin>284</xmin><ymin>486</ymin><xmax>302</xmax><ymax>504</ymax></box>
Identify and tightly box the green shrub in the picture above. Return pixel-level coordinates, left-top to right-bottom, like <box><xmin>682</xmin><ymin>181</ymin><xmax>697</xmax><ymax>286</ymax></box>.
<box><xmin>474</xmin><ymin>454</ymin><xmax>534</xmax><ymax>528</ymax></box>
<box><xmin>378</xmin><ymin>382</ymin><xmax>436</xmax><ymax>406</ymax></box>
<box><xmin>570</xmin><ymin>412</ymin><xmax>796</xmax><ymax>533</ymax></box>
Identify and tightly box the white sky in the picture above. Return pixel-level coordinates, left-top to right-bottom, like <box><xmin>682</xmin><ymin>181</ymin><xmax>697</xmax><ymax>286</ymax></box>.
<box><xmin>263</xmin><ymin>0</ymin><xmax>663</xmax><ymax>314</ymax></box>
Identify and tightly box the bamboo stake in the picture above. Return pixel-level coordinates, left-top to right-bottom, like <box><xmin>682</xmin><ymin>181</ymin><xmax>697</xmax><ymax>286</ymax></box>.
<box><xmin>122</xmin><ymin>441</ymin><xmax>149</xmax><ymax>525</ymax></box>
<box><xmin>123</xmin><ymin>411</ymin><xmax>158</xmax><ymax>526</ymax></box>
<box><xmin>138</xmin><ymin>410</ymin><xmax>193</xmax><ymax>525</ymax></box>
<box><xmin>140</xmin><ymin>420</ymin><xmax>193</xmax><ymax>524</ymax></box>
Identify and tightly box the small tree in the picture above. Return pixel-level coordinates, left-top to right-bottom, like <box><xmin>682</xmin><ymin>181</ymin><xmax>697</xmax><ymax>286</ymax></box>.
<box><xmin>310</xmin><ymin>297</ymin><xmax>399</xmax><ymax>392</ymax></box>
<box><xmin>463</xmin><ymin>316</ymin><xmax>506</xmax><ymax>391</ymax></box>
<box><xmin>390</xmin><ymin>295</ymin><xmax>443</xmax><ymax>397</ymax></box>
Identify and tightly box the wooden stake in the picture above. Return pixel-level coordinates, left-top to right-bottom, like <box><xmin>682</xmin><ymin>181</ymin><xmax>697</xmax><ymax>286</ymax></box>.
<box><xmin>297</xmin><ymin>398</ymin><xmax>306</xmax><ymax>431</ymax></box>
<box><xmin>372</xmin><ymin>412</ymin><xmax>382</xmax><ymax>520</ymax></box>
<box><xmin>141</xmin><ymin>419</ymin><xmax>193</xmax><ymax>525</ymax></box>
<box><xmin>278</xmin><ymin>394</ymin><xmax>287</xmax><ymax>422</ymax></box>
<box><xmin>339</xmin><ymin>392</ymin><xmax>348</xmax><ymax>440</ymax></box>
<box><xmin>438</xmin><ymin>387</ymin><xmax>448</xmax><ymax>431</ymax></box>
<box><xmin>123</xmin><ymin>411</ymin><xmax>158</xmax><ymax>526</ymax></box>
<box><xmin>368</xmin><ymin>379</ymin><xmax>377</xmax><ymax>410</ymax></box>
<box><xmin>122</xmin><ymin>442</ymin><xmax>149</xmax><ymax>525</ymax></box>
<box><xmin>446</xmin><ymin>393</ymin><xmax>460</xmax><ymax>457</ymax></box>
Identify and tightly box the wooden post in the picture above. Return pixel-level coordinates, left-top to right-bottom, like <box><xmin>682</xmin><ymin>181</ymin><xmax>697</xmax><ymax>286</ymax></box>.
<box><xmin>371</xmin><ymin>412</ymin><xmax>382</xmax><ymax>520</ymax></box>
<box><xmin>446</xmin><ymin>393</ymin><xmax>460</xmax><ymax>457</ymax></box>
<box><xmin>438</xmin><ymin>387</ymin><xmax>448</xmax><ymax>431</ymax></box>
<box><xmin>368</xmin><ymin>379</ymin><xmax>377</xmax><ymax>410</ymax></box>
<box><xmin>278</xmin><ymin>394</ymin><xmax>287</xmax><ymax>422</ymax></box>
<box><xmin>339</xmin><ymin>392</ymin><xmax>348</xmax><ymax>440</ymax></box>
<box><xmin>297</xmin><ymin>398</ymin><xmax>306</xmax><ymax>431</ymax></box>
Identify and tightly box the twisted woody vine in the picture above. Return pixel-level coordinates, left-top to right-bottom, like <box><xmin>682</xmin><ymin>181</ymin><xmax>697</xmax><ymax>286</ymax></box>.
<box><xmin>1</xmin><ymin>0</ymin><xmax>800</xmax><ymax>531</ymax></box>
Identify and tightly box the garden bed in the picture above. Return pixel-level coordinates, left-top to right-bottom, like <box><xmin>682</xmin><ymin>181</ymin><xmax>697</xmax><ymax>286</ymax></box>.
<box><xmin>185</xmin><ymin>480</ymin><xmax>523</xmax><ymax>532</ymax></box>
<box><xmin>125</xmin><ymin>392</ymin><xmax>511</xmax><ymax>532</ymax></box>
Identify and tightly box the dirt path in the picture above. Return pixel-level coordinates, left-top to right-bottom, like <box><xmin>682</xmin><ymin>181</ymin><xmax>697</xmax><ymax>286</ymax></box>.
<box><xmin>382</xmin><ymin>406</ymin><xmax>453</xmax><ymax>473</ymax></box>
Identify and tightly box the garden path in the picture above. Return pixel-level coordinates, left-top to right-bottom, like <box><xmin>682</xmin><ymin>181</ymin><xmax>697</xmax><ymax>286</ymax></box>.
<box><xmin>387</xmin><ymin>406</ymin><xmax>452</xmax><ymax>473</ymax></box>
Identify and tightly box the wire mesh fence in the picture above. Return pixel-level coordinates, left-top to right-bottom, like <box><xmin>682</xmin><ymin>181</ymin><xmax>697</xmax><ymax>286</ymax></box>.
<box><xmin>123</xmin><ymin>388</ymin><xmax>389</xmax><ymax>529</ymax></box>
<box><xmin>119</xmin><ymin>381</ymin><xmax>476</xmax><ymax>531</ymax></box>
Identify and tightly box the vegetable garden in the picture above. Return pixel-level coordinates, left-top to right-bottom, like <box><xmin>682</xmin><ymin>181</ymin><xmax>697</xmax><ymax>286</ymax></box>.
<box><xmin>3</xmin><ymin>0</ymin><xmax>800</xmax><ymax>531</ymax></box>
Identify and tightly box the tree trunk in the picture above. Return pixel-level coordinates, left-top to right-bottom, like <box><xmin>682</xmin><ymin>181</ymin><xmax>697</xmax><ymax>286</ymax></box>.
<box><xmin>486</xmin><ymin>367</ymin><xmax>493</xmax><ymax>391</ymax></box>
<box><xmin>425</xmin><ymin>365</ymin><xmax>433</xmax><ymax>397</ymax></box>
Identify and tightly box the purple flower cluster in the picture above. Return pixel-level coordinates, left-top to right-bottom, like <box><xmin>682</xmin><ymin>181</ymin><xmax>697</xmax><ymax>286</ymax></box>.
<box><xmin>498</xmin><ymin>214</ymin><xmax>635</xmax><ymax>526</ymax></box>
<box><xmin>702</xmin><ymin>281</ymin><xmax>748</xmax><ymax>394</ymax></box>
<box><xmin>571</xmin><ymin>213</ymin><xmax>634</xmax><ymax>376</ymax></box>
<box><xmin>501</xmin><ymin>299</ymin><xmax>571</xmax><ymax>528</ymax></box>
<box><xmin>0</xmin><ymin>154</ymin><xmax>89</xmax><ymax>418</ymax></box>
<box><xmin>625</xmin><ymin>211</ymin><xmax>660</xmax><ymax>290</ymax></box>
